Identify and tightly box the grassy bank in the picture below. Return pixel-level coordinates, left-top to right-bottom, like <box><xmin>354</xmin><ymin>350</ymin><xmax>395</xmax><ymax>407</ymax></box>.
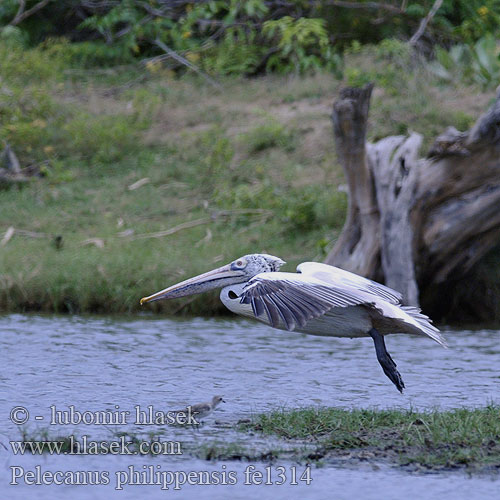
<box><xmin>0</xmin><ymin>41</ymin><xmax>496</xmax><ymax>314</ymax></box>
<box><xmin>241</xmin><ymin>405</ymin><xmax>500</xmax><ymax>471</ymax></box>
<box><xmin>16</xmin><ymin>406</ymin><xmax>500</xmax><ymax>472</ymax></box>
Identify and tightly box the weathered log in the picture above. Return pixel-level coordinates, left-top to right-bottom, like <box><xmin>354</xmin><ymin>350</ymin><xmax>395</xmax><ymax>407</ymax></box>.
<box><xmin>328</xmin><ymin>84</ymin><xmax>381</xmax><ymax>278</ymax></box>
<box><xmin>0</xmin><ymin>168</ymin><xmax>30</xmax><ymax>189</ymax></box>
<box><xmin>0</xmin><ymin>142</ymin><xmax>30</xmax><ymax>189</ymax></box>
<box><xmin>325</xmin><ymin>84</ymin><xmax>500</xmax><ymax>313</ymax></box>
<box><xmin>0</xmin><ymin>142</ymin><xmax>21</xmax><ymax>173</ymax></box>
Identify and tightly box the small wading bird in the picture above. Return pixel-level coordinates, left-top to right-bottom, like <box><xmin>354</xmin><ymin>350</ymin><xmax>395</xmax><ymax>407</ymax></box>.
<box><xmin>141</xmin><ymin>255</ymin><xmax>446</xmax><ymax>392</ymax></box>
<box><xmin>174</xmin><ymin>395</ymin><xmax>225</xmax><ymax>423</ymax></box>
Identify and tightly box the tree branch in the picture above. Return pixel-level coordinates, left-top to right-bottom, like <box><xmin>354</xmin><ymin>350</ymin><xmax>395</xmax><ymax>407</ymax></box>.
<box><xmin>323</xmin><ymin>1</ymin><xmax>403</xmax><ymax>13</ymax></box>
<box><xmin>153</xmin><ymin>38</ymin><xmax>222</xmax><ymax>90</ymax></box>
<box><xmin>12</xmin><ymin>0</ymin><xmax>26</xmax><ymax>25</ymax></box>
<box><xmin>9</xmin><ymin>0</ymin><xmax>53</xmax><ymax>26</ymax></box>
<box><xmin>409</xmin><ymin>0</ymin><xmax>443</xmax><ymax>46</ymax></box>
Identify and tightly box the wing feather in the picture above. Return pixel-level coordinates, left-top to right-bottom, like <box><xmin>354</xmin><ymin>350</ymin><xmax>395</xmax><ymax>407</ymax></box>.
<box><xmin>266</xmin><ymin>294</ymin><xmax>292</xmax><ymax>328</ymax></box>
<box><xmin>240</xmin><ymin>274</ymin><xmax>369</xmax><ymax>331</ymax></box>
<box><xmin>297</xmin><ymin>262</ymin><xmax>403</xmax><ymax>305</ymax></box>
<box><xmin>237</xmin><ymin>265</ymin><xmax>443</xmax><ymax>345</ymax></box>
<box><xmin>270</xmin><ymin>292</ymin><xmax>306</xmax><ymax>329</ymax></box>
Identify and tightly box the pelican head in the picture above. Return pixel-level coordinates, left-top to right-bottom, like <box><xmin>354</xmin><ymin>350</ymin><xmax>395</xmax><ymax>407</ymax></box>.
<box><xmin>140</xmin><ymin>253</ymin><xmax>285</xmax><ymax>305</ymax></box>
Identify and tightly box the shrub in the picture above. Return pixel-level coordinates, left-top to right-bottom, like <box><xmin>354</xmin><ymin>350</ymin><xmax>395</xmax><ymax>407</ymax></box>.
<box><xmin>263</xmin><ymin>16</ymin><xmax>342</xmax><ymax>75</ymax></box>
<box><xmin>429</xmin><ymin>35</ymin><xmax>500</xmax><ymax>89</ymax></box>
<box><xmin>242</xmin><ymin>121</ymin><xmax>296</xmax><ymax>153</ymax></box>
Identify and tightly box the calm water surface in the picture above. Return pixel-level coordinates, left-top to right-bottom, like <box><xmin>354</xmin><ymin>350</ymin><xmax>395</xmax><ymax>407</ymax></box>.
<box><xmin>0</xmin><ymin>314</ymin><xmax>499</xmax><ymax>499</ymax></box>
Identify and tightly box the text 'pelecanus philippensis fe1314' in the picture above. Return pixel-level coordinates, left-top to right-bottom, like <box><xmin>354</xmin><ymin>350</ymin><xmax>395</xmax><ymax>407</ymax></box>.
<box><xmin>140</xmin><ymin>254</ymin><xmax>446</xmax><ymax>393</ymax></box>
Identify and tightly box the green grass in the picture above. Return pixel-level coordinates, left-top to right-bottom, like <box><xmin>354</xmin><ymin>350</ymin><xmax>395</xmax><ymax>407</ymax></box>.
<box><xmin>243</xmin><ymin>405</ymin><xmax>500</xmax><ymax>470</ymax></box>
<box><xmin>15</xmin><ymin>406</ymin><xmax>500</xmax><ymax>471</ymax></box>
<box><xmin>0</xmin><ymin>42</ymin><xmax>496</xmax><ymax>314</ymax></box>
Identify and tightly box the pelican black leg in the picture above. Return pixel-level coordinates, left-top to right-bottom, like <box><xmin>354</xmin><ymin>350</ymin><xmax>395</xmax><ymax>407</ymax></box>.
<box><xmin>368</xmin><ymin>328</ymin><xmax>405</xmax><ymax>393</ymax></box>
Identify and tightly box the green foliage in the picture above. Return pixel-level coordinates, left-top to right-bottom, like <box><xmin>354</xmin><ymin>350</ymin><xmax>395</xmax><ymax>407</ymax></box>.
<box><xmin>1</xmin><ymin>0</ymin><xmax>499</xmax><ymax>79</ymax></box>
<box><xmin>201</xmin><ymin>27</ymin><xmax>265</xmax><ymax>76</ymax></box>
<box><xmin>73</xmin><ymin>2</ymin><xmax>344</xmax><ymax>76</ymax></box>
<box><xmin>0</xmin><ymin>41</ymin><xmax>142</xmax><ymax>172</ymax></box>
<box><xmin>449</xmin><ymin>0</ymin><xmax>500</xmax><ymax>43</ymax></box>
<box><xmin>0</xmin><ymin>0</ymin><xmax>499</xmax><ymax>78</ymax></box>
<box><xmin>344</xmin><ymin>67</ymin><xmax>373</xmax><ymax>88</ymax></box>
<box><xmin>0</xmin><ymin>0</ymin><xmax>19</xmax><ymax>24</ymax></box>
<box><xmin>375</xmin><ymin>38</ymin><xmax>412</xmax><ymax>62</ymax></box>
<box><xmin>63</xmin><ymin>40</ymin><xmax>136</xmax><ymax>67</ymax></box>
<box><xmin>429</xmin><ymin>35</ymin><xmax>500</xmax><ymax>89</ymax></box>
<box><xmin>201</xmin><ymin>129</ymin><xmax>236</xmax><ymax>194</ymax></box>
<box><xmin>278</xmin><ymin>186</ymin><xmax>347</xmax><ymax>232</ymax></box>
<box><xmin>0</xmin><ymin>38</ymin><xmax>65</xmax><ymax>83</ymax></box>
<box><xmin>452</xmin><ymin>111</ymin><xmax>475</xmax><ymax>131</ymax></box>
<box><xmin>263</xmin><ymin>16</ymin><xmax>341</xmax><ymax>75</ymax></box>
<box><xmin>63</xmin><ymin>114</ymin><xmax>140</xmax><ymax>164</ymax></box>
<box><xmin>242</xmin><ymin>120</ymin><xmax>296</xmax><ymax>153</ymax></box>
<box><xmin>0</xmin><ymin>25</ymin><xmax>27</xmax><ymax>47</ymax></box>
<box><xmin>0</xmin><ymin>81</ymin><xmax>67</xmax><ymax>166</ymax></box>
<box><xmin>344</xmin><ymin>40</ymin><xmax>414</xmax><ymax>95</ymax></box>
<box><xmin>213</xmin><ymin>179</ymin><xmax>346</xmax><ymax>234</ymax></box>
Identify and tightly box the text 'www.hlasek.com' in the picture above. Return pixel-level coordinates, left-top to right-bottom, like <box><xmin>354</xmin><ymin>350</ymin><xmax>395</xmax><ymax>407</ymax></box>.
<box><xmin>7</xmin><ymin>405</ymin><xmax>312</xmax><ymax>490</ymax></box>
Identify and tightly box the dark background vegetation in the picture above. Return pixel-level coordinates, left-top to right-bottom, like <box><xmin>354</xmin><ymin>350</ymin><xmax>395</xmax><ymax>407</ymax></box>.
<box><xmin>1</xmin><ymin>1</ymin><xmax>500</xmax><ymax>76</ymax></box>
<box><xmin>1</xmin><ymin>0</ymin><xmax>499</xmax><ymax>322</ymax></box>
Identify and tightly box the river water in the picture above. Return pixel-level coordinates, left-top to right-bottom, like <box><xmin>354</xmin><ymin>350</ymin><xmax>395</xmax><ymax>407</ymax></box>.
<box><xmin>0</xmin><ymin>314</ymin><xmax>499</xmax><ymax>499</ymax></box>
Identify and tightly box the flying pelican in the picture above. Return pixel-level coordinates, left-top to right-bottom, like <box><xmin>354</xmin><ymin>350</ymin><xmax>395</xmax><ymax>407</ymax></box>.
<box><xmin>140</xmin><ymin>254</ymin><xmax>446</xmax><ymax>392</ymax></box>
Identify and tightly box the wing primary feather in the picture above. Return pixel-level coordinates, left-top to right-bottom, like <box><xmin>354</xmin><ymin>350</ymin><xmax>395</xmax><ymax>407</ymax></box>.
<box><xmin>240</xmin><ymin>274</ymin><xmax>374</xmax><ymax>330</ymax></box>
<box><xmin>243</xmin><ymin>280</ymin><xmax>296</xmax><ymax>330</ymax></box>
<box><xmin>251</xmin><ymin>297</ymin><xmax>265</xmax><ymax>318</ymax></box>
<box><xmin>281</xmin><ymin>292</ymin><xmax>315</xmax><ymax>321</ymax></box>
<box><xmin>273</xmin><ymin>292</ymin><xmax>308</xmax><ymax>327</ymax></box>
<box><xmin>261</xmin><ymin>295</ymin><xmax>280</xmax><ymax>327</ymax></box>
<box><xmin>240</xmin><ymin>294</ymin><xmax>251</xmax><ymax>305</ymax></box>
<box><xmin>250</xmin><ymin>297</ymin><xmax>257</xmax><ymax>317</ymax></box>
<box><xmin>266</xmin><ymin>294</ymin><xmax>295</xmax><ymax>330</ymax></box>
<box><xmin>270</xmin><ymin>292</ymin><xmax>304</xmax><ymax>329</ymax></box>
<box><xmin>259</xmin><ymin>296</ymin><xmax>273</xmax><ymax>325</ymax></box>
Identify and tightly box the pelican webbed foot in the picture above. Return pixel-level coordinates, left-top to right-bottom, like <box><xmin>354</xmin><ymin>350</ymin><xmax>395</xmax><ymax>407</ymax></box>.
<box><xmin>368</xmin><ymin>327</ymin><xmax>405</xmax><ymax>393</ymax></box>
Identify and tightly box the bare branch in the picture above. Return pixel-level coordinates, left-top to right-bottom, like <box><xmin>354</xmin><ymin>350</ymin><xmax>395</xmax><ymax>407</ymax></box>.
<box><xmin>12</xmin><ymin>0</ymin><xmax>26</xmax><ymax>25</ymax></box>
<box><xmin>115</xmin><ymin>14</ymin><xmax>153</xmax><ymax>39</ymax></box>
<box><xmin>409</xmin><ymin>0</ymin><xmax>443</xmax><ymax>46</ymax></box>
<box><xmin>153</xmin><ymin>38</ymin><xmax>222</xmax><ymax>90</ymax></box>
<box><xmin>323</xmin><ymin>1</ymin><xmax>403</xmax><ymax>13</ymax></box>
<box><xmin>9</xmin><ymin>0</ymin><xmax>53</xmax><ymax>26</ymax></box>
<box><xmin>125</xmin><ymin>218</ymin><xmax>212</xmax><ymax>241</ymax></box>
<box><xmin>1</xmin><ymin>227</ymin><xmax>15</xmax><ymax>247</ymax></box>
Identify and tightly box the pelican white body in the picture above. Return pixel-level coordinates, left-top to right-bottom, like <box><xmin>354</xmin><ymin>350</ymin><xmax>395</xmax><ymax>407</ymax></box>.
<box><xmin>220</xmin><ymin>276</ymin><xmax>438</xmax><ymax>341</ymax></box>
<box><xmin>220</xmin><ymin>262</ymin><xmax>445</xmax><ymax>345</ymax></box>
<box><xmin>221</xmin><ymin>283</ymin><xmax>373</xmax><ymax>337</ymax></box>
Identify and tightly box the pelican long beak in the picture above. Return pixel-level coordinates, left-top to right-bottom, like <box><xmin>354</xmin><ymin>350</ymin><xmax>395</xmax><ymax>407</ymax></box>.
<box><xmin>140</xmin><ymin>264</ymin><xmax>245</xmax><ymax>305</ymax></box>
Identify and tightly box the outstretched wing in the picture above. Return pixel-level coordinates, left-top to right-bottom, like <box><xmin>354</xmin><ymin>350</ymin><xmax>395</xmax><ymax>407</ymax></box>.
<box><xmin>239</xmin><ymin>272</ymin><xmax>373</xmax><ymax>331</ymax></box>
<box><xmin>297</xmin><ymin>262</ymin><xmax>403</xmax><ymax>305</ymax></box>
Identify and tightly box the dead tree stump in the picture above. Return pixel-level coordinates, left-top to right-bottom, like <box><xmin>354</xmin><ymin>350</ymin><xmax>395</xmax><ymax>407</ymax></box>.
<box><xmin>325</xmin><ymin>84</ymin><xmax>500</xmax><ymax>313</ymax></box>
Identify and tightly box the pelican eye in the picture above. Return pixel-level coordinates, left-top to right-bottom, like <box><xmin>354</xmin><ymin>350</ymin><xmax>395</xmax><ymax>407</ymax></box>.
<box><xmin>231</xmin><ymin>258</ymin><xmax>247</xmax><ymax>270</ymax></box>
<box><xmin>228</xmin><ymin>290</ymin><xmax>238</xmax><ymax>300</ymax></box>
